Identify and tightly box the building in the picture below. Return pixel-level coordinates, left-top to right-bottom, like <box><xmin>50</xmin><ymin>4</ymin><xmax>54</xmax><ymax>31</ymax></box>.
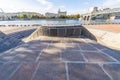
<box><xmin>92</xmin><ymin>7</ymin><xmax>98</xmax><ymax>12</ymax></box>
<box><xmin>89</xmin><ymin>7</ymin><xmax>98</xmax><ymax>13</ymax></box>
<box><xmin>45</xmin><ymin>12</ymin><xmax>57</xmax><ymax>18</ymax></box>
<box><xmin>45</xmin><ymin>9</ymin><xmax>67</xmax><ymax>18</ymax></box>
<box><xmin>58</xmin><ymin>9</ymin><xmax>67</xmax><ymax>17</ymax></box>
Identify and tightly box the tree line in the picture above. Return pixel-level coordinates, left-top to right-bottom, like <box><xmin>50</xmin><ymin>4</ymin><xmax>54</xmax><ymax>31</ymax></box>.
<box><xmin>10</xmin><ymin>13</ymin><xmax>80</xmax><ymax>20</ymax></box>
<box><xmin>12</xmin><ymin>14</ymin><xmax>46</xmax><ymax>20</ymax></box>
<box><xmin>59</xmin><ymin>14</ymin><xmax>80</xmax><ymax>19</ymax></box>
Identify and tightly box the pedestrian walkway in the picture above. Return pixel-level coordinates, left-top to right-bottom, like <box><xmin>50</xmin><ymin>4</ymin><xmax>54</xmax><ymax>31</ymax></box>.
<box><xmin>0</xmin><ymin>36</ymin><xmax>120</xmax><ymax>80</ymax></box>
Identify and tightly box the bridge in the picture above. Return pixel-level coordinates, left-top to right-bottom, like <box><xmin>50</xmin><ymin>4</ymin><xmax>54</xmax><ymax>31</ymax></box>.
<box><xmin>81</xmin><ymin>8</ymin><xmax>120</xmax><ymax>21</ymax></box>
<box><xmin>0</xmin><ymin>8</ymin><xmax>10</xmax><ymax>20</ymax></box>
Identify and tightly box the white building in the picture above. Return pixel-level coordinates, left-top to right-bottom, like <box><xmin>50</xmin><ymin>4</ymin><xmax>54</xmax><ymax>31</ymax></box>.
<box><xmin>89</xmin><ymin>7</ymin><xmax>98</xmax><ymax>12</ymax></box>
<box><xmin>58</xmin><ymin>9</ymin><xmax>67</xmax><ymax>17</ymax></box>
<box><xmin>45</xmin><ymin>9</ymin><xmax>67</xmax><ymax>18</ymax></box>
<box><xmin>45</xmin><ymin>12</ymin><xmax>57</xmax><ymax>18</ymax></box>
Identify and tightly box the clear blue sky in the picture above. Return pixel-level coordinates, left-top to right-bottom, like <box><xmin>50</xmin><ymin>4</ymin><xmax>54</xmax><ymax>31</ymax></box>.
<box><xmin>0</xmin><ymin>0</ymin><xmax>120</xmax><ymax>14</ymax></box>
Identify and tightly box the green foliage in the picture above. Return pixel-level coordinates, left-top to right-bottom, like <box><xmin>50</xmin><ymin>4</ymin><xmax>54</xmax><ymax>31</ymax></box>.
<box><xmin>74</xmin><ymin>14</ymin><xmax>80</xmax><ymax>19</ymax></box>
<box><xmin>40</xmin><ymin>15</ymin><xmax>46</xmax><ymax>19</ymax></box>
<box><xmin>66</xmin><ymin>14</ymin><xmax>80</xmax><ymax>19</ymax></box>
<box><xmin>59</xmin><ymin>15</ymin><xmax>67</xmax><ymax>18</ymax></box>
<box><xmin>18</xmin><ymin>14</ymin><xmax>28</xmax><ymax>19</ymax></box>
<box><xmin>30</xmin><ymin>14</ymin><xmax>40</xmax><ymax>19</ymax></box>
<box><xmin>17</xmin><ymin>14</ymin><xmax>46</xmax><ymax>19</ymax></box>
<box><xmin>15</xmin><ymin>13</ymin><xmax>80</xmax><ymax>19</ymax></box>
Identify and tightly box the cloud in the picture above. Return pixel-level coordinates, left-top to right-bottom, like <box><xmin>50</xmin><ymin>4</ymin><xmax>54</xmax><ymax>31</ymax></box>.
<box><xmin>0</xmin><ymin>0</ymin><xmax>40</xmax><ymax>12</ymax></box>
<box><xmin>59</xmin><ymin>6</ymin><xmax>65</xmax><ymax>8</ymax></box>
<box><xmin>37</xmin><ymin>0</ymin><xmax>53</xmax><ymax>10</ymax></box>
<box><xmin>0</xmin><ymin>0</ymin><xmax>54</xmax><ymax>13</ymax></box>
<box><xmin>58</xmin><ymin>5</ymin><xmax>66</xmax><ymax>11</ymax></box>
<box><xmin>103</xmin><ymin>0</ymin><xmax>120</xmax><ymax>8</ymax></box>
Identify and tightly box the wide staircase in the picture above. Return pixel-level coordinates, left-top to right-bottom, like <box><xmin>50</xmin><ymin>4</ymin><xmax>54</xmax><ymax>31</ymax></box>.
<box><xmin>0</xmin><ymin>31</ymin><xmax>21</xmax><ymax>53</ymax></box>
<box><xmin>0</xmin><ymin>28</ymin><xmax>36</xmax><ymax>53</ymax></box>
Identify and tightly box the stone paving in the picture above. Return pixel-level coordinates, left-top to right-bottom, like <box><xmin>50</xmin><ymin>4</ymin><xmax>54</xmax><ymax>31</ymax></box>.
<box><xmin>83</xmin><ymin>24</ymin><xmax>120</xmax><ymax>33</ymax></box>
<box><xmin>0</xmin><ymin>36</ymin><xmax>120</xmax><ymax>80</ymax></box>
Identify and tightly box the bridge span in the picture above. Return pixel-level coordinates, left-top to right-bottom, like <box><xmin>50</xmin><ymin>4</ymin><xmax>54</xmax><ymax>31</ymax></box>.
<box><xmin>81</xmin><ymin>8</ymin><xmax>120</xmax><ymax>21</ymax></box>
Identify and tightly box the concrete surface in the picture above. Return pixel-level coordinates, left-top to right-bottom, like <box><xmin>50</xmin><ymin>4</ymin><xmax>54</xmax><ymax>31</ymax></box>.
<box><xmin>0</xmin><ymin>36</ymin><xmax>120</xmax><ymax>80</ymax></box>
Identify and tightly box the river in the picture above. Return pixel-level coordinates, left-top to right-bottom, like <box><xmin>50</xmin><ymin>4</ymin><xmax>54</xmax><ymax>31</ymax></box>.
<box><xmin>0</xmin><ymin>19</ymin><xmax>120</xmax><ymax>26</ymax></box>
<box><xmin>0</xmin><ymin>19</ymin><xmax>83</xmax><ymax>26</ymax></box>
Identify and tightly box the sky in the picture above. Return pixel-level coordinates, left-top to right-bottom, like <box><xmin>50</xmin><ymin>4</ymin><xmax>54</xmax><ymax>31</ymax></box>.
<box><xmin>0</xmin><ymin>0</ymin><xmax>120</xmax><ymax>14</ymax></box>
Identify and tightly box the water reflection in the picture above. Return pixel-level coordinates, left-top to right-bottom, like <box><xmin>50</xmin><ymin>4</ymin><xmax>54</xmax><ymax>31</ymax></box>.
<box><xmin>0</xmin><ymin>19</ymin><xmax>81</xmax><ymax>26</ymax></box>
<box><xmin>0</xmin><ymin>19</ymin><xmax>120</xmax><ymax>26</ymax></box>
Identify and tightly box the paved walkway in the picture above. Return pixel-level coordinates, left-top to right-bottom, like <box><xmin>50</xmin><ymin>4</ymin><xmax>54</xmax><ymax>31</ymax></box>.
<box><xmin>0</xmin><ymin>26</ymin><xmax>37</xmax><ymax>34</ymax></box>
<box><xmin>0</xmin><ymin>36</ymin><xmax>120</xmax><ymax>80</ymax></box>
<box><xmin>83</xmin><ymin>24</ymin><xmax>120</xmax><ymax>33</ymax></box>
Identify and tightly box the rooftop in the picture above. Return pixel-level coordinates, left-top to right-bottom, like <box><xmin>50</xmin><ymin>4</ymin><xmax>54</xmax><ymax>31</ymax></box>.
<box><xmin>0</xmin><ymin>36</ymin><xmax>120</xmax><ymax>80</ymax></box>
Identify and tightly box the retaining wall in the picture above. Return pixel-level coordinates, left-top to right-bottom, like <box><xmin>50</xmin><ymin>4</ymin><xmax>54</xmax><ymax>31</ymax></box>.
<box><xmin>25</xmin><ymin>25</ymin><xmax>82</xmax><ymax>42</ymax></box>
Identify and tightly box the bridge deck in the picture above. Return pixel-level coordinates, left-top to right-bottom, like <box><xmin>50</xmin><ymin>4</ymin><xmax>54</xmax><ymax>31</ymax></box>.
<box><xmin>83</xmin><ymin>8</ymin><xmax>120</xmax><ymax>15</ymax></box>
<box><xmin>0</xmin><ymin>36</ymin><xmax>120</xmax><ymax>80</ymax></box>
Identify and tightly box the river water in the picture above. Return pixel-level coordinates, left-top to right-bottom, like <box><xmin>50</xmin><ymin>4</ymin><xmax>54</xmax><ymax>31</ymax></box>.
<box><xmin>0</xmin><ymin>19</ymin><xmax>83</xmax><ymax>26</ymax></box>
<box><xmin>0</xmin><ymin>19</ymin><xmax>120</xmax><ymax>26</ymax></box>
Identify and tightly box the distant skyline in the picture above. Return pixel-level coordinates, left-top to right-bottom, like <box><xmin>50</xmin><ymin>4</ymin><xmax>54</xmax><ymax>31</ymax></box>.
<box><xmin>0</xmin><ymin>0</ymin><xmax>120</xmax><ymax>14</ymax></box>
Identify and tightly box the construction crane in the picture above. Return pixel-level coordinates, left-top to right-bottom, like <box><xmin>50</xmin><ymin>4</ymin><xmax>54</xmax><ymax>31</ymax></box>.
<box><xmin>0</xmin><ymin>8</ymin><xmax>10</xmax><ymax>20</ymax></box>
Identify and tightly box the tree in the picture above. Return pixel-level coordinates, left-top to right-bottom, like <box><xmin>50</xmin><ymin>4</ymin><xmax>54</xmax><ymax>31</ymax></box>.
<box><xmin>59</xmin><ymin>15</ymin><xmax>67</xmax><ymax>18</ymax></box>
<box><xmin>30</xmin><ymin>14</ymin><xmax>40</xmax><ymax>19</ymax></box>
<box><xmin>74</xmin><ymin>14</ymin><xmax>80</xmax><ymax>19</ymax></box>
<box><xmin>67</xmin><ymin>14</ymin><xmax>80</xmax><ymax>19</ymax></box>
<box><xmin>18</xmin><ymin>14</ymin><xmax>28</xmax><ymax>19</ymax></box>
<box><xmin>40</xmin><ymin>15</ymin><xmax>46</xmax><ymax>19</ymax></box>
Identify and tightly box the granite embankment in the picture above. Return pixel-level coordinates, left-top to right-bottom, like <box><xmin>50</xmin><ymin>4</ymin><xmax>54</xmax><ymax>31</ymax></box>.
<box><xmin>0</xmin><ymin>26</ymin><xmax>38</xmax><ymax>52</ymax></box>
<box><xmin>0</xmin><ymin>24</ymin><xmax>120</xmax><ymax>52</ymax></box>
<box><xmin>23</xmin><ymin>24</ymin><xmax>120</xmax><ymax>50</ymax></box>
<box><xmin>82</xmin><ymin>24</ymin><xmax>120</xmax><ymax>50</ymax></box>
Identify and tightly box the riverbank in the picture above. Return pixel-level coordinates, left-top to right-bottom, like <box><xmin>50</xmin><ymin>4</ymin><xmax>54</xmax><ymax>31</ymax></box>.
<box><xmin>83</xmin><ymin>24</ymin><xmax>120</xmax><ymax>50</ymax></box>
<box><xmin>0</xmin><ymin>24</ymin><xmax>120</xmax><ymax>50</ymax></box>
